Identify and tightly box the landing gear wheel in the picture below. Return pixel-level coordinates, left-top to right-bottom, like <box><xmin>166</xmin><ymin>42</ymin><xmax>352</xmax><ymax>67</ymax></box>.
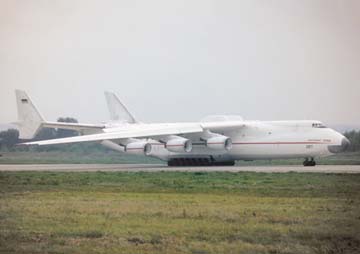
<box><xmin>167</xmin><ymin>158</ymin><xmax>235</xmax><ymax>167</ymax></box>
<box><xmin>303</xmin><ymin>158</ymin><xmax>316</xmax><ymax>167</ymax></box>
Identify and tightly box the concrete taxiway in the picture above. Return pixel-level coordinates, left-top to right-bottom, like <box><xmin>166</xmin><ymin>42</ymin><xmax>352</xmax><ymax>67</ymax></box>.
<box><xmin>0</xmin><ymin>164</ymin><xmax>360</xmax><ymax>173</ymax></box>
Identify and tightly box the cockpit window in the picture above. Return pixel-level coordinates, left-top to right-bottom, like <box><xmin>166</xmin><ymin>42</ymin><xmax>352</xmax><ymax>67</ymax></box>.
<box><xmin>312</xmin><ymin>123</ymin><xmax>327</xmax><ymax>128</ymax></box>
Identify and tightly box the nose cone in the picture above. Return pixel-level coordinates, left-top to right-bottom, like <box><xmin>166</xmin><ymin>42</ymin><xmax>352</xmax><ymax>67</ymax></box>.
<box><xmin>328</xmin><ymin>137</ymin><xmax>351</xmax><ymax>153</ymax></box>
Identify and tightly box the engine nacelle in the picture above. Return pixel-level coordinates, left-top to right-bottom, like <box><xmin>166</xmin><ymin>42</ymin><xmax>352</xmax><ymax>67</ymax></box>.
<box><xmin>166</xmin><ymin>138</ymin><xmax>192</xmax><ymax>153</ymax></box>
<box><xmin>125</xmin><ymin>141</ymin><xmax>152</xmax><ymax>156</ymax></box>
<box><xmin>205</xmin><ymin>136</ymin><xmax>232</xmax><ymax>151</ymax></box>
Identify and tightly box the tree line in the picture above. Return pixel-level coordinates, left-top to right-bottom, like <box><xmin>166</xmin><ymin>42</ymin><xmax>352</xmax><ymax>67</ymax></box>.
<box><xmin>343</xmin><ymin>130</ymin><xmax>360</xmax><ymax>152</ymax></box>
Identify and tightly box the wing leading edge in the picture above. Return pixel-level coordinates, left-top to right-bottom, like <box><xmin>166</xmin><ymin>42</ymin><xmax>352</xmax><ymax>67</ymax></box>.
<box><xmin>21</xmin><ymin>124</ymin><xmax>204</xmax><ymax>146</ymax></box>
<box><xmin>20</xmin><ymin>121</ymin><xmax>247</xmax><ymax>146</ymax></box>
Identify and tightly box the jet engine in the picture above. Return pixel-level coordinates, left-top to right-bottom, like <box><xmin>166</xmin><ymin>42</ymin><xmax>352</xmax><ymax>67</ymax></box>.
<box><xmin>125</xmin><ymin>141</ymin><xmax>152</xmax><ymax>155</ymax></box>
<box><xmin>165</xmin><ymin>137</ymin><xmax>193</xmax><ymax>153</ymax></box>
<box><xmin>204</xmin><ymin>135</ymin><xmax>232</xmax><ymax>151</ymax></box>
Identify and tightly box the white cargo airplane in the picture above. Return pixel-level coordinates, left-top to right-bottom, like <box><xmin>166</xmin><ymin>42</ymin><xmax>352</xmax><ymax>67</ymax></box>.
<box><xmin>15</xmin><ymin>90</ymin><xmax>349</xmax><ymax>166</ymax></box>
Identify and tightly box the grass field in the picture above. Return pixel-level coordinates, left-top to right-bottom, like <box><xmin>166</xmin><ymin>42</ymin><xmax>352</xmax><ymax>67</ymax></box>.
<box><xmin>0</xmin><ymin>151</ymin><xmax>162</xmax><ymax>164</ymax></box>
<box><xmin>1</xmin><ymin>171</ymin><xmax>360</xmax><ymax>254</ymax></box>
<box><xmin>0</xmin><ymin>151</ymin><xmax>359</xmax><ymax>165</ymax></box>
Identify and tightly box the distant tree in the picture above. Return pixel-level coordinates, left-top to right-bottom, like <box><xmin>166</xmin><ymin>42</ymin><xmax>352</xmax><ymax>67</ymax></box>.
<box><xmin>56</xmin><ymin>117</ymin><xmax>79</xmax><ymax>138</ymax></box>
<box><xmin>344</xmin><ymin>130</ymin><xmax>360</xmax><ymax>152</ymax></box>
<box><xmin>31</xmin><ymin>117</ymin><xmax>79</xmax><ymax>152</ymax></box>
<box><xmin>0</xmin><ymin>129</ymin><xmax>19</xmax><ymax>149</ymax></box>
<box><xmin>34</xmin><ymin>128</ymin><xmax>57</xmax><ymax>141</ymax></box>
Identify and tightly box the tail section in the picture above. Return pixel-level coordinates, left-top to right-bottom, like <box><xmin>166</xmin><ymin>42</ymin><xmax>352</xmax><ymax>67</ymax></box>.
<box><xmin>15</xmin><ymin>90</ymin><xmax>44</xmax><ymax>139</ymax></box>
<box><xmin>104</xmin><ymin>91</ymin><xmax>137</xmax><ymax>123</ymax></box>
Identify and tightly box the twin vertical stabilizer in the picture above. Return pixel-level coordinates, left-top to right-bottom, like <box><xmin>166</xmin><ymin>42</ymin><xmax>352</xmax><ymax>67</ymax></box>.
<box><xmin>104</xmin><ymin>91</ymin><xmax>137</xmax><ymax>123</ymax></box>
<box><xmin>14</xmin><ymin>90</ymin><xmax>137</xmax><ymax>140</ymax></box>
<box><xmin>15</xmin><ymin>90</ymin><xmax>44</xmax><ymax>139</ymax></box>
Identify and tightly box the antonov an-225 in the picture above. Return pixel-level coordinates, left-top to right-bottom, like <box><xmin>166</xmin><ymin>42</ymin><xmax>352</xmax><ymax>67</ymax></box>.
<box><xmin>15</xmin><ymin>90</ymin><xmax>350</xmax><ymax>167</ymax></box>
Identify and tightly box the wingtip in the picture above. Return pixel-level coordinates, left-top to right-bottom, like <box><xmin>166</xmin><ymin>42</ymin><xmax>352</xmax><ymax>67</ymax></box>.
<box><xmin>16</xmin><ymin>140</ymin><xmax>38</xmax><ymax>146</ymax></box>
<box><xmin>15</xmin><ymin>142</ymin><xmax>29</xmax><ymax>147</ymax></box>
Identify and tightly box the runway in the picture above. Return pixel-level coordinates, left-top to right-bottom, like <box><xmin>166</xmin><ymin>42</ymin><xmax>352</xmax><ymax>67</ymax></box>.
<box><xmin>0</xmin><ymin>164</ymin><xmax>360</xmax><ymax>173</ymax></box>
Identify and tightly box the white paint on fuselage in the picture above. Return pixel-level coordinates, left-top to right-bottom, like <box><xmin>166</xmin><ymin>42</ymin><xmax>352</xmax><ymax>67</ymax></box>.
<box><xmin>227</xmin><ymin>121</ymin><xmax>340</xmax><ymax>160</ymax></box>
<box><xmin>102</xmin><ymin>120</ymin><xmax>345</xmax><ymax>162</ymax></box>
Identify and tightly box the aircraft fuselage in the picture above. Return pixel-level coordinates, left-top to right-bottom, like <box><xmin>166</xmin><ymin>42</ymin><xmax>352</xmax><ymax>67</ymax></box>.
<box><xmin>102</xmin><ymin>120</ymin><xmax>349</xmax><ymax>164</ymax></box>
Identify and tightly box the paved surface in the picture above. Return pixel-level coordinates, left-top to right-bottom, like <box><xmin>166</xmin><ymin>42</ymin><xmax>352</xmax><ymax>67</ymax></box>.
<box><xmin>0</xmin><ymin>164</ymin><xmax>360</xmax><ymax>173</ymax></box>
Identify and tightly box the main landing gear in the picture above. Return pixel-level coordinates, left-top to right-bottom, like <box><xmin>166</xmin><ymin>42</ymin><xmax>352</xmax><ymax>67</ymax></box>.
<box><xmin>168</xmin><ymin>158</ymin><xmax>235</xmax><ymax>167</ymax></box>
<box><xmin>303</xmin><ymin>158</ymin><xmax>316</xmax><ymax>167</ymax></box>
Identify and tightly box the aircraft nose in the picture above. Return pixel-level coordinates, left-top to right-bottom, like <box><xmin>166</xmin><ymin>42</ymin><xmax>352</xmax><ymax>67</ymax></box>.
<box><xmin>328</xmin><ymin>137</ymin><xmax>351</xmax><ymax>153</ymax></box>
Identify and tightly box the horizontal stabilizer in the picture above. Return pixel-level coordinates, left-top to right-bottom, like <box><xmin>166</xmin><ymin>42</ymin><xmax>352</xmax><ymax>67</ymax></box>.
<box><xmin>15</xmin><ymin>90</ymin><xmax>107</xmax><ymax>139</ymax></box>
<box><xmin>43</xmin><ymin>122</ymin><xmax>105</xmax><ymax>131</ymax></box>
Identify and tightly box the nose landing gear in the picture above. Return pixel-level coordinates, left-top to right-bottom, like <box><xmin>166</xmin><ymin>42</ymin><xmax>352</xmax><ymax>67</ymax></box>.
<box><xmin>303</xmin><ymin>158</ymin><xmax>316</xmax><ymax>167</ymax></box>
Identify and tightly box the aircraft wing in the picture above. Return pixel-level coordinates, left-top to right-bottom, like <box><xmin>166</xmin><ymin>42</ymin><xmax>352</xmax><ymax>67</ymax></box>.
<box><xmin>21</xmin><ymin>124</ymin><xmax>204</xmax><ymax>146</ymax></box>
<box><xmin>20</xmin><ymin>121</ymin><xmax>246</xmax><ymax>146</ymax></box>
<box><xmin>14</xmin><ymin>89</ymin><xmax>247</xmax><ymax>147</ymax></box>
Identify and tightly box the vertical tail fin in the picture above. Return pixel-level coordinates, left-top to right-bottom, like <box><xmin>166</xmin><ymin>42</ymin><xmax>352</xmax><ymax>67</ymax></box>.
<box><xmin>15</xmin><ymin>90</ymin><xmax>44</xmax><ymax>139</ymax></box>
<box><xmin>104</xmin><ymin>91</ymin><xmax>137</xmax><ymax>123</ymax></box>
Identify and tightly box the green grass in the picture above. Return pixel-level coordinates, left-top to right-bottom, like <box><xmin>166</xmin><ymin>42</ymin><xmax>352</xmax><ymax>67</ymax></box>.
<box><xmin>1</xmin><ymin>171</ymin><xmax>360</xmax><ymax>253</ymax></box>
<box><xmin>0</xmin><ymin>151</ymin><xmax>359</xmax><ymax>165</ymax></box>
<box><xmin>0</xmin><ymin>151</ymin><xmax>163</xmax><ymax>164</ymax></box>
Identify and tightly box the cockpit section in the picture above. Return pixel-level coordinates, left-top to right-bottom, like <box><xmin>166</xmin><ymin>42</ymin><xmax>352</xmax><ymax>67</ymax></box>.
<box><xmin>312</xmin><ymin>122</ymin><xmax>327</xmax><ymax>128</ymax></box>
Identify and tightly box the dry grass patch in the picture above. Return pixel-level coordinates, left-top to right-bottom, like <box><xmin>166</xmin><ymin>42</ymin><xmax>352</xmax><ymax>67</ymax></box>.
<box><xmin>1</xmin><ymin>171</ymin><xmax>360</xmax><ymax>253</ymax></box>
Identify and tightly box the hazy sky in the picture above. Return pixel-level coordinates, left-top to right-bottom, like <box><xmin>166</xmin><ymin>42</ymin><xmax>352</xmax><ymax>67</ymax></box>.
<box><xmin>0</xmin><ymin>0</ymin><xmax>359</xmax><ymax>126</ymax></box>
